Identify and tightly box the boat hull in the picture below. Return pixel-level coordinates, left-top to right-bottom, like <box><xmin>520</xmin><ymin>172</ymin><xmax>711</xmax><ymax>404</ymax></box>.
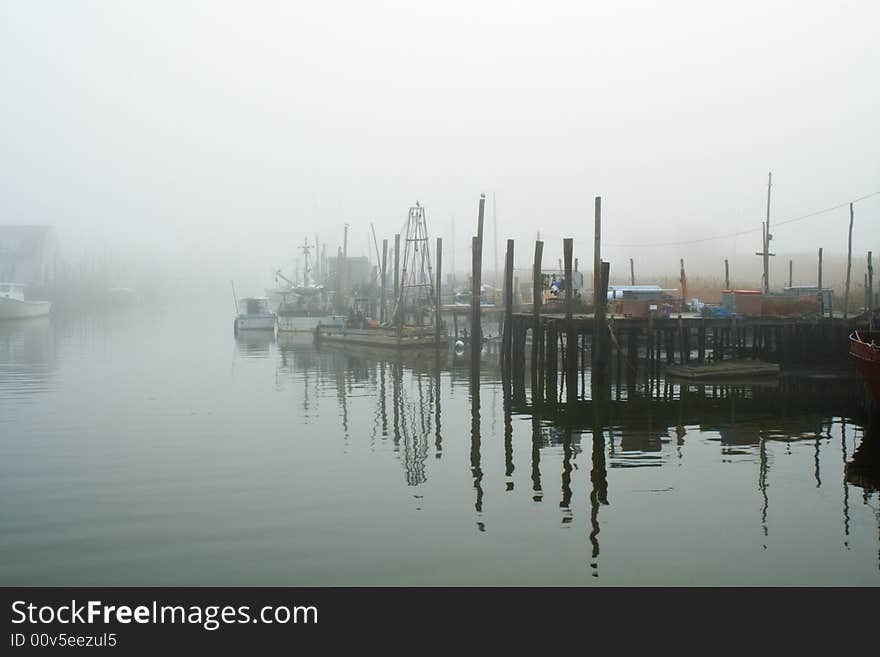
<box><xmin>277</xmin><ymin>314</ymin><xmax>330</xmax><ymax>333</ymax></box>
<box><xmin>315</xmin><ymin>325</ymin><xmax>447</xmax><ymax>349</ymax></box>
<box><xmin>0</xmin><ymin>297</ymin><xmax>51</xmax><ymax>319</ymax></box>
<box><xmin>849</xmin><ymin>330</ymin><xmax>880</xmax><ymax>402</ymax></box>
<box><xmin>235</xmin><ymin>314</ymin><xmax>277</xmax><ymax>331</ymax></box>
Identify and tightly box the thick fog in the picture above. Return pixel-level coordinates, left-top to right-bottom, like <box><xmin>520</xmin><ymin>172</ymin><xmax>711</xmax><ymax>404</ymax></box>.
<box><xmin>1</xmin><ymin>0</ymin><xmax>878</xmax><ymax>295</ymax></box>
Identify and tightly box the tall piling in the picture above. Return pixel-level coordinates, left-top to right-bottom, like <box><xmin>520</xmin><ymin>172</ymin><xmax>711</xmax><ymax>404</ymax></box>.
<box><xmin>844</xmin><ymin>203</ymin><xmax>854</xmax><ymax>318</ymax></box>
<box><xmin>381</xmin><ymin>239</ymin><xmax>388</xmax><ymax>323</ymax></box>
<box><xmin>724</xmin><ymin>259</ymin><xmax>730</xmax><ymax>290</ymax></box>
<box><xmin>818</xmin><ymin>247</ymin><xmax>824</xmax><ymax>316</ymax></box>
<box><xmin>393</xmin><ymin>233</ymin><xmax>401</xmax><ymax>320</ymax></box>
<box><xmin>592</xmin><ymin>197</ymin><xmax>607</xmax><ymax>385</ymax></box>
<box><xmin>501</xmin><ymin>239</ymin><xmax>514</xmax><ymax>370</ymax></box>
<box><xmin>531</xmin><ymin>240</ymin><xmax>544</xmax><ymax>402</ymax></box>
<box><xmin>868</xmin><ymin>251</ymin><xmax>874</xmax><ymax>311</ymax></box>
<box><xmin>471</xmin><ymin>195</ymin><xmax>485</xmax><ymax>371</ymax></box>
<box><xmin>564</xmin><ymin>238</ymin><xmax>577</xmax><ymax>403</ymax></box>
<box><xmin>435</xmin><ymin>237</ymin><xmax>442</xmax><ymax>345</ymax></box>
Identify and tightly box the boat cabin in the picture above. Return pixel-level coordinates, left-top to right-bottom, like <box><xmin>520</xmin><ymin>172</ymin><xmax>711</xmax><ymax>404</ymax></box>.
<box><xmin>238</xmin><ymin>297</ymin><xmax>272</xmax><ymax>315</ymax></box>
<box><xmin>0</xmin><ymin>283</ymin><xmax>26</xmax><ymax>301</ymax></box>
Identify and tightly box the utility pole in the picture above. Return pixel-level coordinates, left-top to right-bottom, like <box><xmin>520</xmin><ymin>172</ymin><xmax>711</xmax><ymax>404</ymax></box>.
<box><xmin>844</xmin><ymin>203</ymin><xmax>854</xmax><ymax>318</ymax></box>
<box><xmin>755</xmin><ymin>172</ymin><xmax>775</xmax><ymax>293</ymax></box>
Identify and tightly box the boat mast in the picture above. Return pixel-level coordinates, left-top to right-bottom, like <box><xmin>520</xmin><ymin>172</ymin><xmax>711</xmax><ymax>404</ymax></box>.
<box><xmin>392</xmin><ymin>201</ymin><xmax>436</xmax><ymax>325</ymax></box>
<box><xmin>298</xmin><ymin>238</ymin><xmax>313</xmax><ymax>288</ymax></box>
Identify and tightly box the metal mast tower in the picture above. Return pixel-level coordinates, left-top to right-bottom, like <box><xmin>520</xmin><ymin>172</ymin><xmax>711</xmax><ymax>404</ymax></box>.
<box><xmin>393</xmin><ymin>201</ymin><xmax>436</xmax><ymax>324</ymax></box>
<box><xmin>297</xmin><ymin>238</ymin><xmax>313</xmax><ymax>287</ymax></box>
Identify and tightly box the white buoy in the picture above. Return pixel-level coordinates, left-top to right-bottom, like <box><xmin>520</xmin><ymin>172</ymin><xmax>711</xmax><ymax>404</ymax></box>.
<box><xmin>454</xmin><ymin>340</ymin><xmax>465</xmax><ymax>355</ymax></box>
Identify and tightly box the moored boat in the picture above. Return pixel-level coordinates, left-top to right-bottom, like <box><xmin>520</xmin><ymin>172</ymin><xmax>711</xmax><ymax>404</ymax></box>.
<box><xmin>272</xmin><ymin>238</ymin><xmax>332</xmax><ymax>332</ymax></box>
<box><xmin>234</xmin><ymin>297</ymin><xmax>276</xmax><ymax>332</ymax></box>
<box><xmin>0</xmin><ymin>283</ymin><xmax>51</xmax><ymax>319</ymax></box>
<box><xmin>849</xmin><ymin>330</ymin><xmax>880</xmax><ymax>402</ymax></box>
<box><xmin>315</xmin><ymin>322</ymin><xmax>446</xmax><ymax>349</ymax></box>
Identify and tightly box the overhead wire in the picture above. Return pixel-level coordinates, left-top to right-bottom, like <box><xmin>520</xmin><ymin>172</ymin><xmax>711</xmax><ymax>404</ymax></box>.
<box><xmin>605</xmin><ymin>190</ymin><xmax>880</xmax><ymax>248</ymax></box>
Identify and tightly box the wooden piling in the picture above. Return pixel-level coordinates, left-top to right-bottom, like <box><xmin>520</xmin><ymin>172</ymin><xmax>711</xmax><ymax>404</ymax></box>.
<box><xmin>546</xmin><ymin>322</ymin><xmax>558</xmax><ymax>404</ymax></box>
<box><xmin>564</xmin><ymin>238</ymin><xmax>576</xmax><ymax>403</ymax></box>
<box><xmin>531</xmin><ymin>240</ymin><xmax>544</xmax><ymax>400</ymax></box>
<box><xmin>435</xmin><ymin>237</ymin><xmax>442</xmax><ymax>345</ymax></box>
<box><xmin>789</xmin><ymin>259</ymin><xmax>793</xmax><ymax>288</ymax></box>
<box><xmin>592</xmin><ymin>197</ymin><xmax>606</xmax><ymax>384</ymax></box>
<box><xmin>818</xmin><ymin>247</ymin><xmax>824</xmax><ymax>316</ymax></box>
<box><xmin>381</xmin><ymin>239</ymin><xmax>388</xmax><ymax>323</ymax></box>
<box><xmin>844</xmin><ymin>202</ymin><xmax>853</xmax><ymax>318</ymax></box>
<box><xmin>393</xmin><ymin>233</ymin><xmax>400</xmax><ymax>319</ymax></box>
<box><xmin>501</xmin><ymin>239</ymin><xmax>514</xmax><ymax>370</ymax></box>
<box><xmin>868</xmin><ymin>251</ymin><xmax>874</xmax><ymax>312</ymax></box>
<box><xmin>724</xmin><ymin>259</ymin><xmax>730</xmax><ymax>290</ymax></box>
<box><xmin>596</xmin><ymin>260</ymin><xmax>610</xmax><ymax>376</ymax></box>
<box><xmin>471</xmin><ymin>195</ymin><xmax>486</xmax><ymax>369</ymax></box>
<box><xmin>630</xmin><ymin>258</ymin><xmax>635</xmax><ymax>285</ymax></box>
<box><xmin>471</xmin><ymin>236</ymin><xmax>482</xmax><ymax>364</ymax></box>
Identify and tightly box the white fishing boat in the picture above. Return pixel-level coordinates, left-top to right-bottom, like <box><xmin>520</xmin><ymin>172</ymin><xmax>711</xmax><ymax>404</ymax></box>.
<box><xmin>234</xmin><ymin>297</ymin><xmax>276</xmax><ymax>332</ymax></box>
<box><xmin>274</xmin><ymin>238</ymin><xmax>333</xmax><ymax>332</ymax></box>
<box><xmin>0</xmin><ymin>283</ymin><xmax>51</xmax><ymax>319</ymax></box>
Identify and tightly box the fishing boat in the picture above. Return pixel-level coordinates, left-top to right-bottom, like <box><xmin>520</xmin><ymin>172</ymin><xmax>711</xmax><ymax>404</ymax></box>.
<box><xmin>234</xmin><ymin>297</ymin><xmax>276</xmax><ymax>332</ymax></box>
<box><xmin>274</xmin><ymin>239</ymin><xmax>333</xmax><ymax>332</ymax></box>
<box><xmin>314</xmin><ymin>202</ymin><xmax>447</xmax><ymax>350</ymax></box>
<box><xmin>0</xmin><ymin>283</ymin><xmax>51</xmax><ymax>319</ymax></box>
<box><xmin>850</xmin><ymin>330</ymin><xmax>880</xmax><ymax>402</ymax></box>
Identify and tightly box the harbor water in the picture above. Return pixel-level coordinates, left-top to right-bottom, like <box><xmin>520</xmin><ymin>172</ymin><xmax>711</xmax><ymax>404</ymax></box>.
<box><xmin>1</xmin><ymin>298</ymin><xmax>878</xmax><ymax>586</ymax></box>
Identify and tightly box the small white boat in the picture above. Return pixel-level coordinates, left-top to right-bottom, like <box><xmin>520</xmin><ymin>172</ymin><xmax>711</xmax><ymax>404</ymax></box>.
<box><xmin>234</xmin><ymin>297</ymin><xmax>276</xmax><ymax>332</ymax></box>
<box><xmin>0</xmin><ymin>283</ymin><xmax>51</xmax><ymax>319</ymax></box>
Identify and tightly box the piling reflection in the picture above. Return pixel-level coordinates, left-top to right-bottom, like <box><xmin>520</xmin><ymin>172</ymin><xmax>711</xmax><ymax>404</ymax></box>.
<box><xmin>262</xmin><ymin>336</ymin><xmax>880</xmax><ymax>579</ymax></box>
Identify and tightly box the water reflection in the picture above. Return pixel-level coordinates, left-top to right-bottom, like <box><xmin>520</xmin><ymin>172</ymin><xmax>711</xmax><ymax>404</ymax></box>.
<box><xmin>235</xmin><ymin>329</ymin><xmax>275</xmax><ymax>358</ymax></box>
<box><xmin>245</xmin><ymin>335</ymin><xmax>880</xmax><ymax>580</ymax></box>
<box><xmin>0</xmin><ymin>317</ymin><xmax>57</xmax><ymax>398</ymax></box>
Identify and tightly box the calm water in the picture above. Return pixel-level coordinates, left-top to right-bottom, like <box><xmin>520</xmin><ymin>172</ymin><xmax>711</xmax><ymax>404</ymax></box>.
<box><xmin>1</xmin><ymin>300</ymin><xmax>879</xmax><ymax>586</ymax></box>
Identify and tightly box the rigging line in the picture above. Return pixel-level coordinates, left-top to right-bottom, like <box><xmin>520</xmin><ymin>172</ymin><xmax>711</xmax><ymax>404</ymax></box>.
<box><xmin>605</xmin><ymin>190</ymin><xmax>880</xmax><ymax>248</ymax></box>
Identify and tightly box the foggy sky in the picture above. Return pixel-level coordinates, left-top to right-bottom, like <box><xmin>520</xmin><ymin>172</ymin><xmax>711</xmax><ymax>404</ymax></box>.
<box><xmin>1</xmin><ymin>0</ymin><xmax>878</xmax><ymax>291</ymax></box>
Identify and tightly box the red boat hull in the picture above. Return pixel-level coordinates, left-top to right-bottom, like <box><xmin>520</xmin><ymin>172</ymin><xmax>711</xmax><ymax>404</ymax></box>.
<box><xmin>850</xmin><ymin>331</ymin><xmax>880</xmax><ymax>402</ymax></box>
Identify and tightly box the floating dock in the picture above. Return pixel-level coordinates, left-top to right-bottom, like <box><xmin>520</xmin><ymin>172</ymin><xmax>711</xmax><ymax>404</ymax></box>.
<box><xmin>665</xmin><ymin>359</ymin><xmax>780</xmax><ymax>380</ymax></box>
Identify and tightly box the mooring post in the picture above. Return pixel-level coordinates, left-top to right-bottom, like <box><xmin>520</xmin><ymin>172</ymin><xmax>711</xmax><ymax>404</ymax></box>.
<box><xmin>435</xmin><ymin>237</ymin><xmax>442</xmax><ymax>345</ymax></box>
<box><xmin>393</xmin><ymin>233</ymin><xmax>401</xmax><ymax>320</ymax></box>
<box><xmin>471</xmin><ymin>195</ymin><xmax>485</xmax><ymax>371</ymax></box>
<box><xmin>564</xmin><ymin>238</ymin><xmax>576</xmax><ymax>403</ymax></box>
<box><xmin>597</xmin><ymin>261</ymin><xmax>610</xmax><ymax>376</ymax></box>
<box><xmin>546</xmin><ymin>322</ymin><xmax>558</xmax><ymax>404</ymax></box>
<box><xmin>698</xmin><ymin>316</ymin><xmax>706</xmax><ymax>363</ymax></box>
<box><xmin>818</xmin><ymin>247</ymin><xmax>824</xmax><ymax>317</ymax></box>
<box><xmin>630</xmin><ymin>258</ymin><xmax>635</xmax><ymax>285</ymax></box>
<box><xmin>592</xmin><ymin>197</ymin><xmax>606</xmax><ymax>384</ymax></box>
<box><xmin>789</xmin><ymin>259</ymin><xmax>793</xmax><ymax>288</ymax></box>
<box><xmin>501</xmin><ymin>239</ymin><xmax>514</xmax><ymax>370</ymax></box>
<box><xmin>381</xmin><ymin>238</ymin><xmax>388</xmax><ymax>323</ymax></box>
<box><xmin>844</xmin><ymin>202</ymin><xmax>854</xmax><ymax>319</ymax></box>
<box><xmin>531</xmin><ymin>240</ymin><xmax>544</xmax><ymax>400</ymax></box>
<box><xmin>868</xmin><ymin>251</ymin><xmax>874</xmax><ymax>311</ymax></box>
<box><xmin>724</xmin><ymin>259</ymin><xmax>730</xmax><ymax>290</ymax></box>
<box><xmin>471</xmin><ymin>234</ymin><xmax>483</xmax><ymax>359</ymax></box>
